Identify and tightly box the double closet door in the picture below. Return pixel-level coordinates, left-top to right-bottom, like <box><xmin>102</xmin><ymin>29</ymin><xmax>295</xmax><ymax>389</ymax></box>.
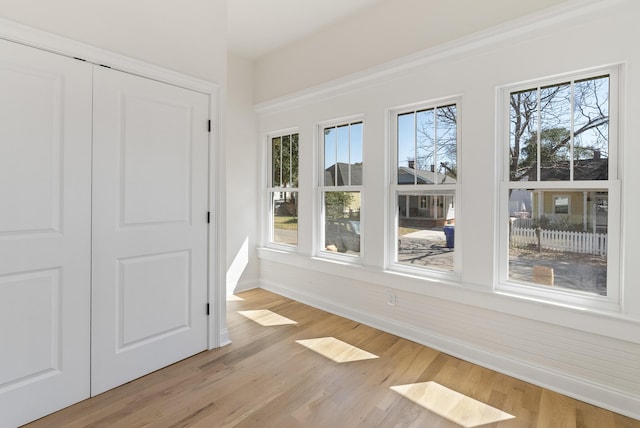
<box><xmin>0</xmin><ymin>39</ymin><xmax>210</xmax><ymax>427</ymax></box>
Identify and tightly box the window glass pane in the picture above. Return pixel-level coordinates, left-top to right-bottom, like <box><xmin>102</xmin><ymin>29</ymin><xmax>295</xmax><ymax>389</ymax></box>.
<box><xmin>574</xmin><ymin>76</ymin><xmax>609</xmax><ymax>180</ymax></box>
<box><xmin>396</xmin><ymin>191</ymin><xmax>455</xmax><ymax>272</ymax></box>
<box><xmin>510</xmin><ymin>89</ymin><xmax>538</xmax><ymax>181</ymax></box>
<box><xmin>324</xmin><ymin>127</ymin><xmax>336</xmax><ymax>186</ymax></box>
<box><xmin>272</xmin><ymin>136</ymin><xmax>281</xmax><ymax>187</ymax></box>
<box><xmin>282</xmin><ymin>134</ymin><xmax>291</xmax><ymax>187</ymax></box>
<box><xmin>350</xmin><ymin>122</ymin><xmax>363</xmax><ymax>185</ymax></box>
<box><xmin>508</xmin><ymin>189</ymin><xmax>607</xmax><ymax>295</ymax></box>
<box><xmin>397</xmin><ymin>112</ymin><xmax>416</xmax><ymax>185</ymax></box>
<box><xmin>324</xmin><ymin>191</ymin><xmax>360</xmax><ymax>255</ymax></box>
<box><xmin>291</xmin><ymin>134</ymin><xmax>299</xmax><ymax>187</ymax></box>
<box><xmin>272</xmin><ymin>191</ymin><xmax>298</xmax><ymax>246</ymax></box>
<box><xmin>553</xmin><ymin>196</ymin><xmax>569</xmax><ymax>214</ymax></box>
<box><xmin>539</xmin><ymin>83</ymin><xmax>571</xmax><ymax>181</ymax></box>
<box><xmin>337</xmin><ymin>124</ymin><xmax>350</xmax><ymax>171</ymax></box>
<box><xmin>416</xmin><ymin>109</ymin><xmax>435</xmax><ymax>184</ymax></box>
<box><xmin>436</xmin><ymin>104</ymin><xmax>457</xmax><ymax>184</ymax></box>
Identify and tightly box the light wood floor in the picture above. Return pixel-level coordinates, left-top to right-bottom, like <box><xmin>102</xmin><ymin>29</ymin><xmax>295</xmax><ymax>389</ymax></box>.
<box><xmin>25</xmin><ymin>288</ymin><xmax>639</xmax><ymax>427</ymax></box>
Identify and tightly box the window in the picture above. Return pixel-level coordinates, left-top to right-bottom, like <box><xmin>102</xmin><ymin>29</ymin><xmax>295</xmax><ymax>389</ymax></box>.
<box><xmin>391</xmin><ymin>101</ymin><xmax>459</xmax><ymax>274</ymax></box>
<box><xmin>553</xmin><ymin>196</ymin><xmax>569</xmax><ymax>215</ymax></box>
<box><xmin>320</xmin><ymin>121</ymin><xmax>363</xmax><ymax>256</ymax></box>
<box><xmin>500</xmin><ymin>67</ymin><xmax>621</xmax><ymax>309</ymax></box>
<box><xmin>267</xmin><ymin>132</ymin><xmax>299</xmax><ymax>247</ymax></box>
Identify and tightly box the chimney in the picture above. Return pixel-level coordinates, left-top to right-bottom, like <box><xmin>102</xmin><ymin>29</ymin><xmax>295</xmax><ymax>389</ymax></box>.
<box><xmin>408</xmin><ymin>160</ymin><xmax>415</xmax><ymax>169</ymax></box>
<box><xmin>593</xmin><ymin>149</ymin><xmax>601</xmax><ymax>160</ymax></box>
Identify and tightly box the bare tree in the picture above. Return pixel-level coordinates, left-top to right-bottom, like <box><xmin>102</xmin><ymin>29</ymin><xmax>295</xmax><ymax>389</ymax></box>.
<box><xmin>509</xmin><ymin>76</ymin><xmax>609</xmax><ymax>181</ymax></box>
<box><xmin>414</xmin><ymin>104</ymin><xmax>457</xmax><ymax>182</ymax></box>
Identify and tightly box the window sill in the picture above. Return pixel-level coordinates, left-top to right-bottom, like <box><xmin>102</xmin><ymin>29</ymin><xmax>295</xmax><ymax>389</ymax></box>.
<box><xmin>496</xmin><ymin>280</ymin><xmax>621</xmax><ymax>315</ymax></box>
<box><xmin>257</xmin><ymin>247</ymin><xmax>640</xmax><ymax>343</ymax></box>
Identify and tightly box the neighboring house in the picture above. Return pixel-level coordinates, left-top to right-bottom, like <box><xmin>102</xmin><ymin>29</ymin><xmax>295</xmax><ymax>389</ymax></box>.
<box><xmin>397</xmin><ymin>165</ymin><xmax>456</xmax><ymax>185</ymax></box>
<box><xmin>324</xmin><ymin>162</ymin><xmax>362</xmax><ymax>216</ymax></box>
<box><xmin>510</xmin><ymin>158</ymin><xmax>608</xmax><ymax>232</ymax></box>
<box><xmin>397</xmin><ymin>165</ymin><xmax>455</xmax><ymax>228</ymax></box>
<box><xmin>324</xmin><ymin>162</ymin><xmax>363</xmax><ymax>186</ymax></box>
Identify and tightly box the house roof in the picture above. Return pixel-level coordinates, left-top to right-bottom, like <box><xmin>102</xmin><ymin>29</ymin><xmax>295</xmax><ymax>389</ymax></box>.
<box><xmin>325</xmin><ymin>162</ymin><xmax>363</xmax><ymax>186</ymax></box>
<box><xmin>397</xmin><ymin>166</ymin><xmax>456</xmax><ymax>185</ymax></box>
<box><xmin>517</xmin><ymin>158</ymin><xmax>608</xmax><ymax>181</ymax></box>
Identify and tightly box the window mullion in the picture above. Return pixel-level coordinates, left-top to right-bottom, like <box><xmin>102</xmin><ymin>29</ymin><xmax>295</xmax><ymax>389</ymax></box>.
<box><xmin>413</xmin><ymin>112</ymin><xmax>418</xmax><ymax>185</ymax></box>
<box><xmin>569</xmin><ymin>81</ymin><xmax>575</xmax><ymax>181</ymax></box>
<box><xmin>289</xmin><ymin>134</ymin><xmax>293</xmax><ymax>187</ymax></box>
<box><xmin>433</xmin><ymin>107</ymin><xmax>438</xmax><ymax>186</ymax></box>
<box><xmin>536</xmin><ymin>87</ymin><xmax>541</xmax><ymax>182</ymax></box>
<box><xmin>348</xmin><ymin>123</ymin><xmax>352</xmax><ymax>186</ymax></box>
<box><xmin>333</xmin><ymin>126</ymin><xmax>338</xmax><ymax>186</ymax></box>
<box><xmin>279</xmin><ymin>137</ymin><xmax>283</xmax><ymax>187</ymax></box>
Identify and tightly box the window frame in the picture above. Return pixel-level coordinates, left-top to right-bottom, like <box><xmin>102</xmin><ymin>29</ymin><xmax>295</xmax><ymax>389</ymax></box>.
<box><xmin>496</xmin><ymin>65</ymin><xmax>622</xmax><ymax>312</ymax></box>
<box><xmin>317</xmin><ymin>117</ymin><xmax>365</xmax><ymax>261</ymax></box>
<box><xmin>388</xmin><ymin>98</ymin><xmax>462</xmax><ymax>279</ymax></box>
<box><xmin>265</xmin><ymin>129</ymin><xmax>300</xmax><ymax>250</ymax></box>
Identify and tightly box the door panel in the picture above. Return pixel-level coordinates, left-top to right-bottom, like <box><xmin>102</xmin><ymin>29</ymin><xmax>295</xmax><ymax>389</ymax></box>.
<box><xmin>91</xmin><ymin>67</ymin><xmax>209</xmax><ymax>395</ymax></box>
<box><xmin>118</xmin><ymin>251</ymin><xmax>191</xmax><ymax>346</ymax></box>
<box><xmin>121</xmin><ymin>95</ymin><xmax>192</xmax><ymax>225</ymax></box>
<box><xmin>0</xmin><ymin>40</ymin><xmax>92</xmax><ymax>427</ymax></box>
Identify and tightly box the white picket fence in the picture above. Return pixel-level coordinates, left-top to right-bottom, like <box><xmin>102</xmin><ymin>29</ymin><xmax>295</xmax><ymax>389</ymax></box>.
<box><xmin>510</xmin><ymin>227</ymin><xmax>607</xmax><ymax>256</ymax></box>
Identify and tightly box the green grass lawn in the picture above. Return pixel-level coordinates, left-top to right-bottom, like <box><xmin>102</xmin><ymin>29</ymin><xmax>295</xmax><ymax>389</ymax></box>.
<box><xmin>273</xmin><ymin>219</ymin><xmax>420</xmax><ymax>236</ymax></box>
<box><xmin>274</xmin><ymin>216</ymin><xmax>298</xmax><ymax>230</ymax></box>
<box><xmin>274</xmin><ymin>219</ymin><xmax>417</xmax><ymax>235</ymax></box>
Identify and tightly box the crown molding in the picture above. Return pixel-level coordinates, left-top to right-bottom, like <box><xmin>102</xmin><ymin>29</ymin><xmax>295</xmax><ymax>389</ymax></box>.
<box><xmin>254</xmin><ymin>0</ymin><xmax>626</xmax><ymax>114</ymax></box>
<box><xmin>0</xmin><ymin>17</ymin><xmax>219</xmax><ymax>94</ymax></box>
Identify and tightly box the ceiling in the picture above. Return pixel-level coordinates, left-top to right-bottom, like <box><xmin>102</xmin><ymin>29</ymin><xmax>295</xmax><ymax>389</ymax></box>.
<box><xmin>227</xmin><ymin>0</ymin><xmax>386</xmax><ymax>59</ymax></box>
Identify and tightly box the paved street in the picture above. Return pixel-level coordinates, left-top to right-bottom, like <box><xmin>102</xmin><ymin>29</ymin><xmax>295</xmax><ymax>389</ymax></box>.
<box><xmin>398</xmin><ymin>229</ymin><xmax>453</xmax><ymax>271</ymax></box>
<box><xmin>397</xmin><ymin>230</ymin><xmax>606</xmax><ymax>295</ymax></box>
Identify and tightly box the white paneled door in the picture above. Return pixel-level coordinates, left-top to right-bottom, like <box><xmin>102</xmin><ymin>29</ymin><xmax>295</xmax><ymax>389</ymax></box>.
<box><xmin>0</xmin><ymin>41</ymin><xmax>92</xmax><ymax>427</ymax></box>
<box><xmin>91</xmin><ymin>67</ymin><xmax>210</xmax><ymax>395</ymax></box>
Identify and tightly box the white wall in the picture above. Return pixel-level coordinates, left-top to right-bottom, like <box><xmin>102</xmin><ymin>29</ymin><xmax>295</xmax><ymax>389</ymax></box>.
<box><xmin>226</xmin><ymin>53</ymin><xmax>260</xmax><ymax>294</ymax></box>
<box><xmin>0</xmin><ymin>0</ymin><xmax>226</xmax><ymax>83</ymax></box>
<box><xmin>253</xmin><ymin>0</ymin><xmax>569</xmax><ymax>103</ymax></box>
<box><xmin>256</xmin><ymin>0</ymin><xmax>640</xmax><ymax>419</ymax></box>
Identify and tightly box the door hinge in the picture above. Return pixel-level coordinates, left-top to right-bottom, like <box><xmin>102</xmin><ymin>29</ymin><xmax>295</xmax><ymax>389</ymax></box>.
<box><xmin>206</xmin><ymin>303</ymin><xmax>210</xmax><ymax>316</ymax></box>
<box><xmin>208</xmin><ymin>120</ymin><xmax>211</xmax><ymax>132</ymax></box>
<box><xmin>207</xmin><ymin>212</ymin><xmax>210</xmax><ymax>223</ymax></box>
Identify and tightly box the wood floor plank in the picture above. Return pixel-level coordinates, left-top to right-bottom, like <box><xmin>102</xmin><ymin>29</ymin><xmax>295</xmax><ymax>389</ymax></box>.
<box><xmin>23</xmin><ymin>288</ymin><xmax>640</xmax><ymax>428</ymax></box>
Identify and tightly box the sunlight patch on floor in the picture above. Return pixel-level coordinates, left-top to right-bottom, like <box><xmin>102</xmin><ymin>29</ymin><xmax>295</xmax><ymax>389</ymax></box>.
<box><xmin>391</xmin><ymin>381</ymin><xmax>515</xmax><ymax>427</ymax></box>
<box><xmin>296</xmin><ymin>337</ymin><xmax>379</xmax><ymax>363</ymax></box>
<box><xmin>237</xmin><ymin>309</ymin><xmax>297</xmax><ymax>326</ymax></box>
<box><xmin>227</xmin><ymin>294</ymin><xmax>245</xmax><ymax>301</ymax></box>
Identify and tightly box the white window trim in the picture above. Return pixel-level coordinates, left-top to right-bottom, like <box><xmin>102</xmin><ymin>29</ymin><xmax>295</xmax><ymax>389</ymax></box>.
<box><xmin>264</xmin><ymin>128</ymin><xmax>300</xmax><ymax>251</ymax></box>
<box><xmin>496</xmin><ymin>65</ymin><xmax>623</xmax><ymax>313</ymax></box>
<box><xmin>387</xmin><ymin>97</ymin><xmax>462</xmax><ymax>280</ymax></box>
<box><xmin>316</xmin><ymin>116</ymin><xmax>365</xmax><ymax>262</ymax></box>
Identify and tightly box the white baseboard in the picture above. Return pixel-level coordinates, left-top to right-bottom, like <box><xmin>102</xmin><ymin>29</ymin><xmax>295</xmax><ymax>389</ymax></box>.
<box><xmin>260</xmin><ymin>279</ymin><xmax>640</xmax><ymax>421</ymax></box>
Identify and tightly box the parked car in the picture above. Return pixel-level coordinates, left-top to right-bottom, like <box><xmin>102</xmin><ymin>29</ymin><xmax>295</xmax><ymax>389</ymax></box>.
<box><xmin>325</xmin><ymin>219</ymin><xmax>360</xmax><ymax>253</ymax></box>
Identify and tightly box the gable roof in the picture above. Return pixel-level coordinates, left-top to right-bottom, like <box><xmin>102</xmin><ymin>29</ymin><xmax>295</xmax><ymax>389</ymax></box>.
<box><xmin>397</xmin><ymin>166</ymin><xmax>456</xmax><ymax>185</ymax></box>
<box><xmin>325</xmin><ymin>162</ymin><xmax>363</xmax><ymax>186</ymax></box>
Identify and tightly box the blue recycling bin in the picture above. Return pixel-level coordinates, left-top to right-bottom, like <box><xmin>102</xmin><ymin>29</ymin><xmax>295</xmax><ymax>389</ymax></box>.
<box><xmin>443</xmin><ymin>225</ymin><xmax>455</xmax><ymax>249</ymax></box>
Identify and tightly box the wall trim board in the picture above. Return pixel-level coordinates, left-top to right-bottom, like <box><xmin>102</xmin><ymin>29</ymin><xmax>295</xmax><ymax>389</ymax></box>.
<box><xmin>259</xmin><ymin>276</ymin><xmax>640</xmax><ymax>421</ymax></box>
<box><xmin>257</xmin><ymin>248</ymin><xmax>640</xmax><ymax>344</ymax></box>
<box><xmin>231</xmin><ymin>279</ymin><xmax>261</xmax><ymax>294</ymax></box>
<box><xmin>0</xmin><ymin>18</ymin><xmax>227</xmax><ymax>352</ymax></box>
<box><xmin>254</xmin><ymin>0</ymin><xmax>626</xmax><ymax>113</ymax></box>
